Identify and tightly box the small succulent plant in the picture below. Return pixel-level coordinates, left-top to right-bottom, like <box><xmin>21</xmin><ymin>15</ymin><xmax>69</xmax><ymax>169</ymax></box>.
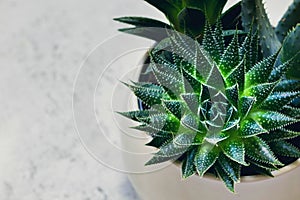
<box><xmin>119</xmin><ymin>22</ymin><xmax>300</xmax><ymax>192</ymax></box>
<box><xmin>116</xmin><ymin>0</ymin><xmax>300</xmax><ymax>193</ymax></box>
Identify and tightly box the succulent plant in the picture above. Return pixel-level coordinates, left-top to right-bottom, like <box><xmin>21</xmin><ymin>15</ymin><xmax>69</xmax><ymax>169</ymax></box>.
<box><xmin>119</xmin><ymin>22</ymin><xmax>300</xmax><ymax>192</ymax></box>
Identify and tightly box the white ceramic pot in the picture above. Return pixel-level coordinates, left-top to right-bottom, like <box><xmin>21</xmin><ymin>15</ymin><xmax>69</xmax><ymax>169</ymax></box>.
<box><xmin>122</xmin><ymin>133</ymin><xmax>300</xmax><ymax>200</ymax></box>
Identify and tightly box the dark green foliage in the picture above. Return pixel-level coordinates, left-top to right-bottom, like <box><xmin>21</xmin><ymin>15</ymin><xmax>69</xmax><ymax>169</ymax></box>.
<box><xmin>119</xmin><ymin>24</ymin><xmax>300</xmax><ymax>192</ymax></box>
<box><xmin>114</xmin><ymin>17</ymin><xmax>172</xmax><ymax>40</ymax></box>
<box><xmin>280</xmin><ymin>24</ymin><xmax>300</xmax><ymax>80</ymax></box>
<box><xmin>275</xmin><ymin>0</ymin><xmax>300</xmax><ymax>42</ymax></box>
<box><xmin>115</xmin><ymin>0</ymin><xmax>244</xmax><ymax>40</ymax></box>
<box><xmin>241</xmin><ymin>0</ymin><xmax>281</xmax><ymax>57</ymax></box>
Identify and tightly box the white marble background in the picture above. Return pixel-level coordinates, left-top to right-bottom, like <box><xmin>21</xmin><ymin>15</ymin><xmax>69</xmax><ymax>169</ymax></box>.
<box><xmin>0</xmin><ymin>0</ymin><xmax>291</xmax><ymax>199</ymax></box>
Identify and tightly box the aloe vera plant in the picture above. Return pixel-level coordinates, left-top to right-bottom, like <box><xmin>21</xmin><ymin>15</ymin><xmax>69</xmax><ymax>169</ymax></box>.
<box><xmin>116</xmin><ymin>0</ymin><xmax>300</xmax><ymax>193</ymax></box>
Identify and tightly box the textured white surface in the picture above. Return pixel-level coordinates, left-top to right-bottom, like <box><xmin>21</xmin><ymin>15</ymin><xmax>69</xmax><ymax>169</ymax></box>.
<box><xmin>0</xmin><ymin>0</ymin><xmax>161</xmax><ymax>199</ymax></box>
<box><xmin>0</xmin><ymin>0</ymin><xmax>293</xmax><ymax>199</ymax></box>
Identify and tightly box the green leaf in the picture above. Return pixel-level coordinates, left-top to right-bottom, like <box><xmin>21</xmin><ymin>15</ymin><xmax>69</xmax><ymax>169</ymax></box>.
<box><xmin>220</xmin><ymin>138</ymin><xmax>248</xmax><ymax>166</ymax></box>
<box><xmin>223</xmin><ymin>119</ymin><xmax>239</xmax><ymax>132</ymax></box>
<box><xmin>177</xmin><ymin>8</ymin><xmax>206</xmax><ymax>37</ymax></box>
<box><xmin>222</xmin><ymin>30</ymin><xmax>246</xmax><ymax>37</ymax></box>
<box><xmin>114</xmin><ymin>17</ymin><xmax>171</xmax><ymax>28</ymax></box>
<box><xmin>260</xmin><ymin>128</ymin><xmax>300</xmax><ymax>142</ymax></box>
<box><xmin>225</xmin><ymin>59</ymin><xmax>245</xmax><ymax>90</ymax></box>
<box><xmin>147</xmin><ymin>114</ymin><xmax>180</xmax><ymax>132</ymax></box>
<box><xmin>269</xmin><ymin>58</ymin><xmax>295</xmax><ymax>82</ymax></box>
<box><xmin>173</xmin><ymin>132</ymin><xmax>197</xmax><ymax>146</ymax></box>
<box><xmin>193</xmin><ymin>51</ymin><xmax>215</xmax><ymax>85</ymax></box>
<box><xmin>215</xmin><ymin>163</ymin><xmax>235</xmax><ymax>193</ymax></box>
<box><xmin>186</xmin><ymin>0</ymin><xmax>228</xmax><ymax>24</ymax></box>
<box><xmin>241</xmin><ymin>0</ymin><xmax>281</xmax><ymax>57</ymax></box>
<box><xmin>150</xmin><ymin>47</ymin><xmax>179</xmax><ymax>71</ymax></box>
<box><xmin>244</xmin><ymin>81</ymin><xmax>278</xmax><ymax>107</ymax></box>
<box><xmin>269</xmin><ymin>140</ymin><xmax>300</xmax><ymax>158</ymax></box>
<box><xmin>144</xmin><ymin>0</ymin><xmax>181</xmax><ymax>29</ymax></box>
<box><xmin>194</xmin><ymin>143</ymin><xmax>219</xmax><ymax>177</ymax></box>
<box><xmin>224</xmin><ymin>106</ymin><xmax>234</xmax><ymax>124</ymax></box>
<box><xmin>146</xmin><ymin>133</ymin><xmax>196</xmax><ymax>165</ymax></box>
<box><xmin>163</xmin><ymin>100</ymin><xmax>185</xmax><ymax>119</ymax></box>
<box><xmin>132</xmin><ymin>124</ymin><xmax>172</xmax><ymax>137</ymax></box>
<box><xmin>244</xmin><ymin>136</ymin><xmax>282</xmax><ymax>166</ymax></box>
<box><xmin>247</xmin><ymin>158</ymin><xmax>278</xmax><ymax>171</ymax></box>
<box><xmin>117</xmin><ymin>110</ymin><xmax>150</xmax><ymax>122</ymax></box>
<box><xmin>205</xmin><ymin>65</ymin><xmax>225</xmax><ymax>91</ymax></box>
<box><xmin>203</xmin><ymin>22</ymin><xmax>221</xmax><ymax>62</ymax></box>
<box><xmin>205</xmin><ymin>129</ymin><xmax>230</xmax><ymax>145</ymax></box>
<box><xmin>218</xmin><ymin>153</ymin><xmax>241</xmax><ymax>182</ymax></box>
<box><xmin>145</xmin><ymin>154</ymin><xmax>178</xmax><ymax>165</ymax></box>
<box><xmin>151</xmin><ymin>61</ymin><xmax>184</xmax><ymax>95</ymax></box>
<box><xmin>146</xmin><ymin>136</ymin><xmax>172</xmax><ymax>148</ymax></box>
<box><xmin>125</xmin><ymin>82</ymin><xmax>164</xmax><ymax>106</ymax></box>
<box><xmin>239</xmin><ymin>96</ymin><xmax>256</xmax><ymax>118</ymax></box>
<box><xmin>168</xmin><ymin>30</ymin><xmax>215</xmax><ymax>84</ymax></box>
<box><xmin>259</xmin><ymin>92</ymin><xmax>300</xmax><ymax>111</ymax></box>
<box><xmin>182</xmin><ymin>148</ymin><xmax>197</xmax><ymax>179</ymax></box>
<box><xmin>219</xmin><ymin>32</ymin><xmax>240</xmax><ymax>77</ymax></box>
<box><xmin>181</xmin><ymin>113</ymin><xmax>206</xmax><ymax>132</ymax></box>
<box><xmin>168</xmin><ymin>30</ymin><xmax>196</xmax><ymax>62</ymax></box>
<box><xmin>181</xmin><ymin>93</ymin><xmax>200</xmax><ymax>114</ymax></box>
<box><xmin>245</xmin><ymin>53</ymin><xmax>278</xmax><ymax>87</ymax></box>
<box><xmin>281</xmin><ymin>24</ymin><xmax>300</xmax><ymax>80</ymax></box>
<box><xmin>239</xmin><ymin>118</ymin><xmax>267</xmax><ymax>137</ymax></box>
<box><xmin>182</xmin><ymin>69</ymin><xmax>203</xmax><ymax>94</ymax></box>
<box><xmin>221</xmin><ymin>2</ymin><xmax>242</xmax><ymax>30</ymax></box>
<box><xmin>252</xmin><ymin>111</ymin><xmax>298</xmax><ymax>131</ymax></box>
<box><xmin>181</xmin><ymin>113</ymin><xmax>198</xmax><ymax>131</ymax></box>
<box><xmin>280</xmin><ymin>106</ymin><xmax>300</xmax><ymax>118</ymax></box>
<box><xmin>118</xmin><ymin>27</ymin><xmax>169</xmax><ymax>41</ymax></box>
<box><xmin>274</xmin><ymin>80</ymin><xmax>300</xmax><ymax>92</ymax></box>
<box><xmin>225</xmin><ymin>84</ymin><xmax>239</xmax><ymax>109</ymax></box>
<box><xmin>213</xmin><ymin>19</ymin><xmax>225</xmax><ymax>55</ymax></box>
<box><xmin>247</xmin><ymin>31</ymin><xmax>259</xmax><ymax>71</ymax></box>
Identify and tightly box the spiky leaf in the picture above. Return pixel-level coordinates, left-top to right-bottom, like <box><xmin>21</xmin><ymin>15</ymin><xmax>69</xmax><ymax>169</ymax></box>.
<box><xmin>245</xmin><ymin>53</ymin><xmax>277</xmax><ymax>87</ymax></box>
<box><xmin>194</xmin><ymin>144</ymin><xmax>219</xmax><ymax>177</ymax></box>
<box><xmin>239</xmin><ymin>96</ymin><xmax>256</xmax><ymax>118</ymax></box>
<box><xmin>244</xmin><ymin>82</ymin><xmax>278</xmax><ymax>106</ymax></box>
<box><xmin>259</xmin><ymin>92</ymin><xmax>300</xmax><ymax>111</ymax></box>
<box><xmin>218</xmin><ymin>153</ymin><xmax>241</xmax><ymax>182</ymax></box>
<box><xmin>252</xmin><ymin>111</ymin><xmax>298</xmax><ymax>131</ymax></box>
<box><xmin>244</xmin><ymin>136</ymin><xmax>282</xmax><ymax>166</ymax></box>
<box><xmin>182</xmin><ymin>148</ymin><xmax>197</xmax><ymax>179</ymax></box>
<box><xmin>260</xmin><ymin>128</ymin><xmax>300</xmax><ymax>142</ymax></box>
<box><xmin>269</xmin><ymin>141</ymin><xmax>300</xmax><ymax>158</ymax></box>
<box><xmin>126</xmin><ymin>82</ymin><xmax>164</xmax><ymax>106</ymax></box>
<box><xmin>215</xmin><ymin>163</ymin><xmax>235</xmax><ymax>193</ymax></box>
<box><xmin>240</xmin><ymin>118</ymin><xmax>267</xmax><ymax>137</ymax></box>
<box><xmin>220</xmin><ymin>138</ymin><xmax>247</xmax><ymax>165</ymax></box>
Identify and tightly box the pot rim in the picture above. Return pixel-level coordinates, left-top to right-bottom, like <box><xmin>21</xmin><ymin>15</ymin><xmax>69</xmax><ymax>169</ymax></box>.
<box><xmin>173</xmin><ymin>158</ymin><xmax>300</xmax><ymax>183</ymax></box>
